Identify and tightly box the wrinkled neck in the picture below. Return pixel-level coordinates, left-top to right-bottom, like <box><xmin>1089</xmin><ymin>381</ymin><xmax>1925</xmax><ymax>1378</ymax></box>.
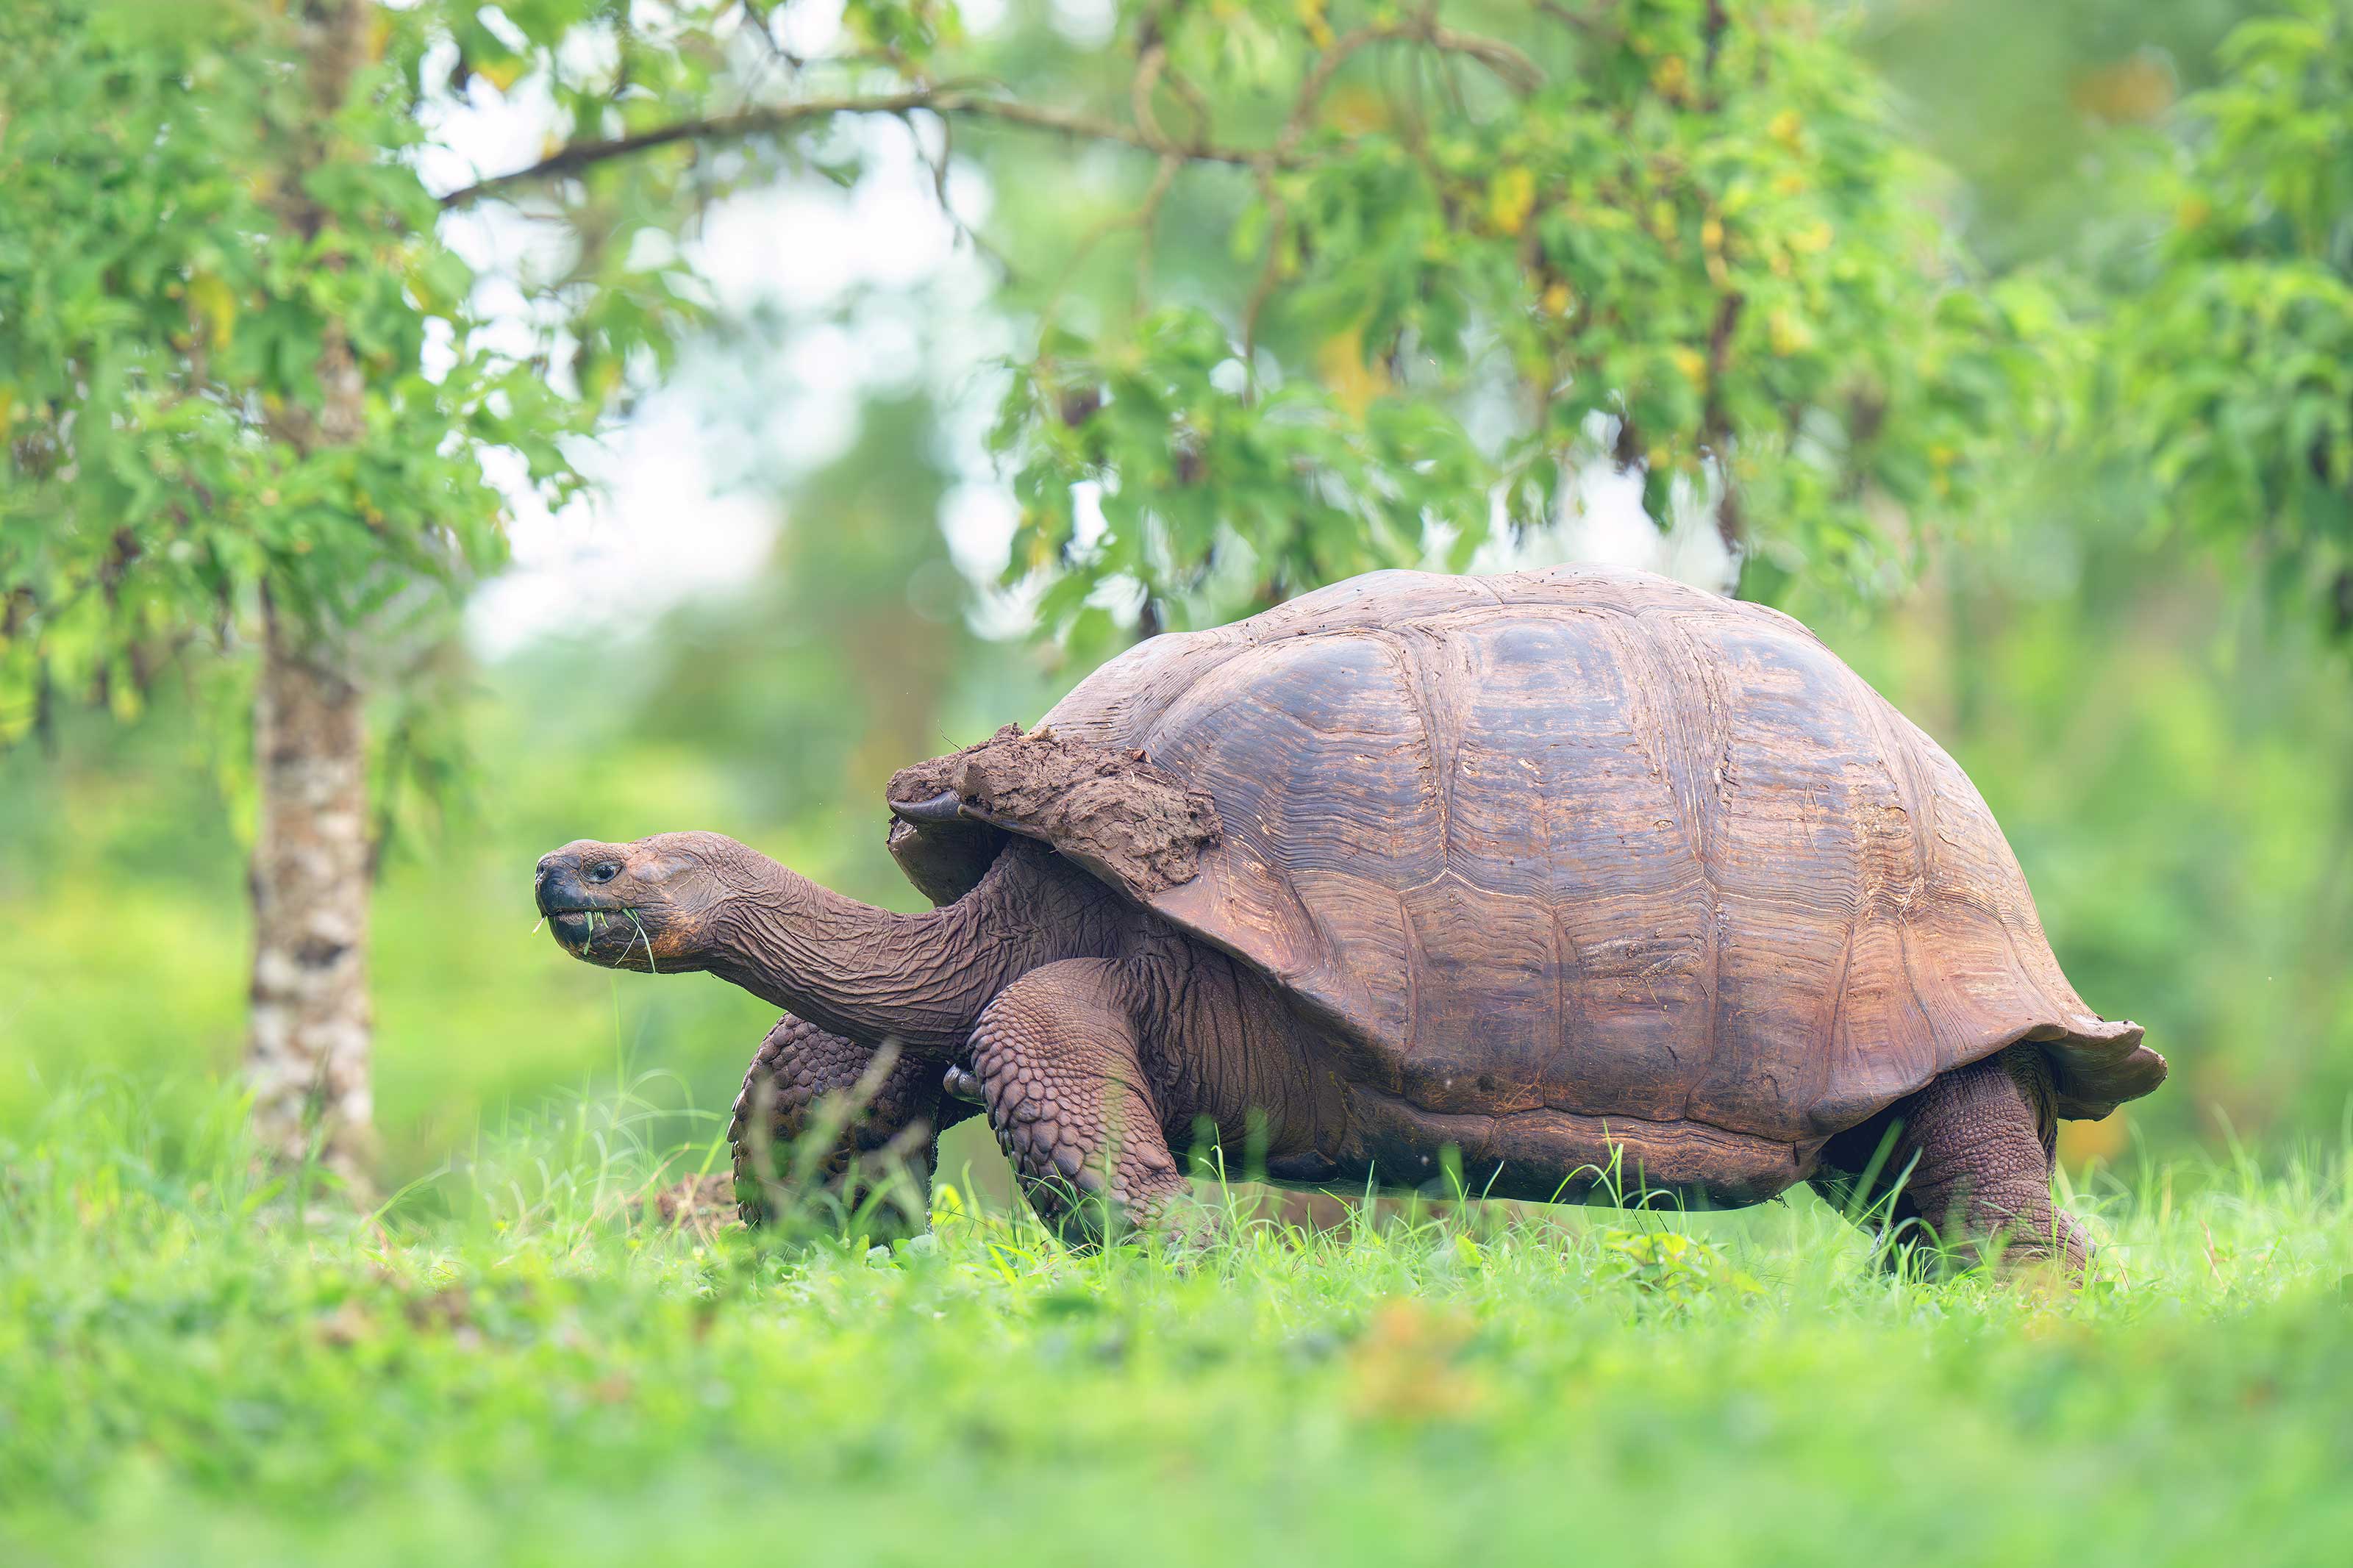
<box><xmin>703</xmin><ymin>841</ymin><xmax>1115</xmax><ymax>1056</ymax></box>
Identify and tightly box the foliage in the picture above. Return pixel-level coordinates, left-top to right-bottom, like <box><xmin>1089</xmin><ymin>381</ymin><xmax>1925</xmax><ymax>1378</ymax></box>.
<box><xmin>427</xmin><ymin>1</ymin><xmax>2055</xmax><ymax>650</ymax></box>
<box><xmin>982</xmin><ymin>0</ymin><xmax>2054</xmax><ymax>639</ymax></box>
<box><xmin>2103</xmin><ymin>0</ymin><xmax>2353</xmax><ymax>640</ymax></box>
<box><xmin>0</xmin><ymin>1078</ymin><xmax>2349</xmax><ymax>1564</ymax></box>
<box><xmin>0</xmin><ymin>0</ymin><xmax>654</xmax><ymax>749</ymax></box>
<box><xmin>1594</xmin><ymin>1225</ymin><xmax>1763</xmax><ymax>1303</ymax></box>
<box><xmin>1859</xmin><ymin>0</ymin><xmax>2253</xmax><ymax>268</ymax></box>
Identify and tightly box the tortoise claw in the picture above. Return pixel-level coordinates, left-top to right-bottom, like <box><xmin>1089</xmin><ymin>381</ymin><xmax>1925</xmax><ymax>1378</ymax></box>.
<box><xmin>942</xmin><ymin>1065</ymin><xmax>985</xmax><ymax>1104</ymax></box>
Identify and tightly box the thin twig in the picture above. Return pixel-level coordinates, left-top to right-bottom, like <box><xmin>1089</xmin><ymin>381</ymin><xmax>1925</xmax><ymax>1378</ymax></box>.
<box><xmin>1131</xmin><ymin>43</ymin><xmax>1176</xmax><ymax>154</ymax></box>
<box><xmin>1035</xmin><ymin>158</ymin><xmax>1182</xmax><ymax>352</ymax></box>
<box><xmin>1158</xmin><ymin>61</ymin><xmax>1215</xmax><ymax>151</ymax></box>
<box><xmin>1122</xmin><ymin>30</ymin><xmax>1216</xmax><ymax>160</ymax></box>
<box><xmin>1240</xmin><ymin>164</ymin><xmax>1291</xmax><ymax>370</ymax></box>
<box><xmin>1534</xmin><ymin>0</ymin><xmax>1624</xmax><ymax>36</ymax></box>
<box><xmin>908</xmin><ymin>107</ymin><xmax>1016</xmax><ymax>279</ymax></box>
<box><xmin>1701</xmin><ymin>0</ymin><xmax>1729</xmax><ymax>110</ymax></box>
<box><xmin>1133</xmin><ymin>152</ymin><xmax>1182</xmax><ymax>304</ymax></box>
<box><xmin>1277</xmin><ymin>17</ymin><xmax>1540</xmax><ymax>162</ymax></box>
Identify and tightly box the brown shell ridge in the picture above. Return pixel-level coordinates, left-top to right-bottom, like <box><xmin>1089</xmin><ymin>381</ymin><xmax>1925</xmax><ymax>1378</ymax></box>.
<box><xmin>1652</xmin><ymin>612</ymin><xmax>1741</xmax><ymax>1122</ymax></box>
<box><xmin>1823</xmin><ymin>656</ymin><xmax>1952</xmax><ymax>1120</ymax></box>
<box><xmin>1373</xmin><ymin>629</ymin><xmax>1463</xmax><ymax>870</ymax></box>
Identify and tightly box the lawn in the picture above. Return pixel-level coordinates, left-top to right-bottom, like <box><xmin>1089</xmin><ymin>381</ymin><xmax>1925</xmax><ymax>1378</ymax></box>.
<box><xmin>1</xmin><ymin>1080</ymin><xmax>2347</xmax><ymax>1568</ymax></box>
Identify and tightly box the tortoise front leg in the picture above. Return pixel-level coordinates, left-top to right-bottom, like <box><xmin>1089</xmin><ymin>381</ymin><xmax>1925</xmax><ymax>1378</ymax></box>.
<box><xmin>728</xmin><ymin>1014</ymin><xmax>977</xmax><ymax>1227</ymax></box>
<box><xmin>965</xmin><ymin>959</ymin><xmax>1195</xmax><ymax>1245</ymax></box>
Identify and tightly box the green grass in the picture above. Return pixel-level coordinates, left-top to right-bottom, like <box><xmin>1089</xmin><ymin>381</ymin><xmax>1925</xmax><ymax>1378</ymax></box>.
<box><xmin>1</xmin><ymin>1081</ymin><xmax>2349</xmax><ymax>1567</ymax></box>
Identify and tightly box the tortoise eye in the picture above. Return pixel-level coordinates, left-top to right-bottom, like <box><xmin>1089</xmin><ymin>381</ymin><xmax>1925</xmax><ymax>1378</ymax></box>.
<box><xmin>587</xmin><ymin>860</ymin><xmax>621</xmax><ymax>884</ymax></box>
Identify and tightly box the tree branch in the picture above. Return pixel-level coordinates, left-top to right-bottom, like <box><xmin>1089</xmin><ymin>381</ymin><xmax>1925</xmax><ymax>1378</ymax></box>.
<box><xmin>440</xmin><ymin>87</ymin><xmax>1270</xmax><ymax>208</ymax></box>
<box><xmin>440</xmin><ymin>10</ymin><xmax>1542</xmax><ymax>211</ymax></box>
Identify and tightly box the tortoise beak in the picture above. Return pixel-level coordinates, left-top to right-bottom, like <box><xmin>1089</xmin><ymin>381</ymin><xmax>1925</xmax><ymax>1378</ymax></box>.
<box><xmin>535</xmin><ymin>845</ymin><xmax>624</xmax><ymax>915</ymax></box>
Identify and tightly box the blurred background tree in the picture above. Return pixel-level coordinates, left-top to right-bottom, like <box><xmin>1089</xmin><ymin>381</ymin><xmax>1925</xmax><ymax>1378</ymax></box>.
<box><xmin>3</xmin><ymin>0</ymin><xmax>2350</xmax><ymax>1185</ymax></box>
<box><xmin>0</xmin><ymin>0</ymin><xmax>696</xmax><ymax>1178</ymax></box>
<box><xmin>2098</xmin><ymin>0</ymin><xmax>2353</xmax><ymax>640</ymax></box>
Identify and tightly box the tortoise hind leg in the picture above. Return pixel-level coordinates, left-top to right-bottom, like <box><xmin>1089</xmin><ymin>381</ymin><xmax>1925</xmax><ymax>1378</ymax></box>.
<box><xmin>1815</xmin><ymin>1046</ymin><xmax>2089</xmax><ymax>1277</ymax></box>
<box><xmin>966</xmin><ymin>959</ymin><xmax>1196</xmax><ymax>1245</ymax></box>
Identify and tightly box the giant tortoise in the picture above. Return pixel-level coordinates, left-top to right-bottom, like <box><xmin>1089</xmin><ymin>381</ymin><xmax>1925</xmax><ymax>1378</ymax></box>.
<box><xmin>535</xmin><ymin>565</ymin><xmax>2161</xmax><ymax>1268</ymax></box>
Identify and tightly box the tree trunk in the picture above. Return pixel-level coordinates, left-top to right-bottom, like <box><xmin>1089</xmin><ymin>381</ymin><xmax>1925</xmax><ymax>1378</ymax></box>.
<box><xmin>243</xmin><ymin>0</ymin><xmax>379</xmax><ymax>1186</ymax></box>
<box><xmin>246</xmin><ymin>612</ymin><xmax>376</xmax><ymax>1186</ymax></box>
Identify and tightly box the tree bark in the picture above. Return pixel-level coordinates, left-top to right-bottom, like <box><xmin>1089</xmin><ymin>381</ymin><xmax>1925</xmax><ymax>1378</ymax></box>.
<box><xmin>245</xmin><ymin>0</ymin><xmax>379</xmax><ymax>1185</ymax></box>
<box><xmin>246</xmin><ymin>610</ymin><xmax>376</xmax><ymax>1185</ymax></box>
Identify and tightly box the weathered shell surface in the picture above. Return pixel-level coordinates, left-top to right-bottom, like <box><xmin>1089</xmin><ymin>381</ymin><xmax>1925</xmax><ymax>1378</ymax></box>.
<box><xmin>901</xmin><ymin>566</ymin><xmax>2160</xmax><ymax>1137</ymax></box>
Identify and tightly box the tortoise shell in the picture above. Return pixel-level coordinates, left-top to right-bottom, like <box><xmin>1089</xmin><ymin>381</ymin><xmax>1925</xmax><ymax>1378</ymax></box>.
<box><xmin>887</xmin><ymin>566</ymin><xmax>2160</xmax><ymax>1141</ymax></box>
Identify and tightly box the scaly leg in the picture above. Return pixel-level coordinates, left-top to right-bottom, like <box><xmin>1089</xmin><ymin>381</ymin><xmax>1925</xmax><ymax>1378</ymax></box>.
<box><xmin>966</xmin><ymin>959</ymin><xmax>1193</xmax><ymax>1244</ymax></box>
<box><xmin>1815</xmin><ymin>1047</ymin><xmax>2088</xmax><ymax>1276</ymax></box>
<box><xmin>728</xmin><ymin>1014</ymin><xmax>975</xmax><ymax>1226</ymax></box>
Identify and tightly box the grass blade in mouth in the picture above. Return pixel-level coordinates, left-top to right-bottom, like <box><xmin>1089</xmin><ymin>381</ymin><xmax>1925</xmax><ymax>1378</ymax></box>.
<box><xmin>622</xmin><ymin>907</ymin><xmax>659</xmax><ymax>974</ymax></box>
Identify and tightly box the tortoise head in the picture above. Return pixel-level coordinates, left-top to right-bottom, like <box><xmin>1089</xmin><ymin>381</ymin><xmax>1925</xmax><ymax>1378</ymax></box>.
<box><xmin>533</xmin><ymin>831</ymin><xmax>751</xmax><ymax>973</ymax></box>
